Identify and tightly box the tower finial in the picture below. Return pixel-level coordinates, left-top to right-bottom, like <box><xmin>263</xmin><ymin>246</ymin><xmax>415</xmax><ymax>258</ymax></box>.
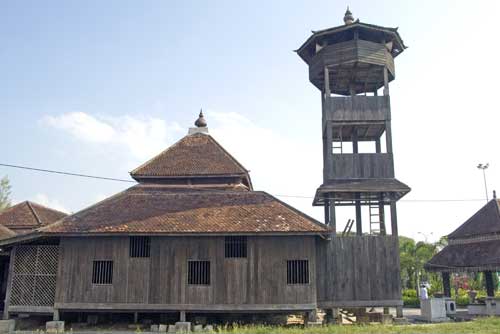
<box><xmin>194</xmin><ymin>108</ymin><xmax>207</xmax><ymax>128</ymax></box>
<box><xmin>344</xmin><ymin>6</ymin><xmax>354</xmax><ymax>25</ymax></box>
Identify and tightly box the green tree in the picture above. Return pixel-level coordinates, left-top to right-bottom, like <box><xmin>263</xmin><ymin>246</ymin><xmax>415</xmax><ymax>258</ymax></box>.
<box><xmin>0</xmin><ymin>176</ymin><xmax>12</xmax><ymax>211</ymax></box>
<box><xmin>399</xmin><ymin>236</ymin><xmax>442</xmax><ymax>296</ymax></box>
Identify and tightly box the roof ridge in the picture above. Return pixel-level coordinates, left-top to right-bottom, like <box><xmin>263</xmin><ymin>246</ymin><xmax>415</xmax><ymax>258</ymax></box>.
<box><xmin>37</xmin><ymin>186</ymin><xmax>134</xmax><ymax>233</ymax></box>
<box><xmin>28</xmin><ymin>201</ymin><xmax>68</xmax><ymax>216</ymax></box>
<box><xmin>26</xmin><ymin>201</ymin><xmax>43</xmax><ymax>225</ymax></box>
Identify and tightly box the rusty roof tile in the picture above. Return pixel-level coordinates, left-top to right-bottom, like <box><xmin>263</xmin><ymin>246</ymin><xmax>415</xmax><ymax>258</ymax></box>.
<box><xmin>41</xmin><ymin>184</ymin><xmax>328</xmax><ymax>235</ymax></box>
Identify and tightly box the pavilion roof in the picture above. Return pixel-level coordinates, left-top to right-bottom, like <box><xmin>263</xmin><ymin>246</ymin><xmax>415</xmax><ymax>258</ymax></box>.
<box><xmin>0</xmin><ymin>201</ymin><xmax>67</xmax><ymax>234</ymax></box>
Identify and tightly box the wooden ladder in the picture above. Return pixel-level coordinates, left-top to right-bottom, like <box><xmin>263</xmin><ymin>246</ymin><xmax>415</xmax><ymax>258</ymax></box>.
<box><xmin>369</xmin><ymin>203</ymin><xmax>382</xmax><ymax>235</ymax></box>
<box><xmin>342</xmin><ymin>219</ymin><xmax>355</xmax><ymax>236</ymax></box>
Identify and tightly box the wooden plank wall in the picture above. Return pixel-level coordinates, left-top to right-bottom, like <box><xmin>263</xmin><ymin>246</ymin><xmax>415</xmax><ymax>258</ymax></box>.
<box><xmin>310</xmin><ymin>40</ymin><xmax>393</xmax><ymax>80</ymax></box>
<box><xmin>325</xmin><ymin>96</ymin><xmax>389</xmax><ymax>122</ymax></box>
<box><xmin>315</xmin><ymin>236</ymin><xmax>401</xmax><ymax>303</ymax></box>
<box><xmin>56</xmin><ymin>236</ymin><xmax>317</xmax><ymax>307</ymax></box>
<box><xmin>329</xmin><ymin>153</ymin><xmax>394</xmax><ymax>179</ymax></box>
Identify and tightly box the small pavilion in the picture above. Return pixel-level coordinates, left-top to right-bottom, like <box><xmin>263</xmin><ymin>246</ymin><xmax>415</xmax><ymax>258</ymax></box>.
<box><xmin>426</xmin><ymin>198</ymin><xmax>500</xmax><ymax>312</ymax></box>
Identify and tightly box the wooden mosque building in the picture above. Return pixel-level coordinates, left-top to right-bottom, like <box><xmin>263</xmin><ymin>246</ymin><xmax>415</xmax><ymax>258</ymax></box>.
<box><xmin>0</xmin><ymin>9</ymin><xmax>409</xmax><ymax>323</ymax></box>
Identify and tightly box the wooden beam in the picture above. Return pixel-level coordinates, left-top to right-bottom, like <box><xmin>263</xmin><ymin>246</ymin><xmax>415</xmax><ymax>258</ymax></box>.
<box><xmin>324</xmin><ymin>66</ymin><xmax>331</xmax><ymax>97</ymax></box>
<box><xmin>442</xmin><ymin>272</ymin><xmax>451</xmax><ymax>298</ymax></box>
<box><xmin>318</xmin><ymin>299</ymin><xmax>403</xmax><ymax>308</ymax></box>
<box><xmin>3</xmin><ymin>247</ymin><xmax>16</xmax><ymax>320</ymax></box>
<box><xmin>383</xmin><ymin>66</ymin><xmax>389</xmax><ymax>96</ymax></box>
<box><xmin>331</xmin><ymin>200</ymin><xmax>336</xmax><ymax>234</ymax></box>
<box><xmin>7</xmin><ymin>305</ymin><xmax>54</xmax><ymax>314</ymax></box>
<box><xmin>324</xmin><ymin>199</ymin><xmax>330</xmax><ymax>226</ymax></box>
<box><xmin>485</xmin><ymin>271</ymin><xmax>495</xmax><ymax>297</ymax></box>
<box><xmin>379</xmin><ymin>196</ymin><xmax>386</xmax><ymax>236</ymax></box>
<box><xmin>390</xmin><ymin>202</ymin><xmax>398</xmax><ymax>236</ymax></box>
<box><xmin>355</xmin><ymin>194</ymin><xmax>362</xmax><ymax>236</ymax></box>
<box><xmin>54</xmin><ymin>302</ymin><xmax>318</xmax><ymax>312</ymax></box>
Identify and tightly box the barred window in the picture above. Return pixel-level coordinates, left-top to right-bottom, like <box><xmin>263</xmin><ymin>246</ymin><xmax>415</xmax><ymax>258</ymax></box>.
<box><xmin>286</xmin><ymin>260</ymin><xmax>309</xmax><ymax>285</ymax></box>
<box><xmin>225</xmin><ymin>236</ymin><xmax>247</xmax><ymax>258</ymax></box>
<box><xmin>188</xmin><ymin>260</ymin><xmax>210</xmax><ymax>285</ymax></box>
<box><xmin>129</xmin><ymin>236</ymin><xmax>150</xmax><ymax>258</ymax></box>
<box><xmin>92</xmin><ymin>260</ymin><xmax>113</xmax><ymax>285</ymax></box>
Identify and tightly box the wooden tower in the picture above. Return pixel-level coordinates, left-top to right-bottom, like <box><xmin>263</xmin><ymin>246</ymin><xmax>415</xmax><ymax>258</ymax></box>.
<box><xmin>296</xmin><ymin>8</ymin><xmax>411</xmax><ymax>236</ymax></box>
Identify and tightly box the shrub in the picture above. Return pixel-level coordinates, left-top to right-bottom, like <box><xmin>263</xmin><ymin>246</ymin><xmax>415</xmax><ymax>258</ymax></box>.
<box><xmin>402</xmin><ymin>289</ymin><xmax>417</xmax><ymax>298</ymax></box>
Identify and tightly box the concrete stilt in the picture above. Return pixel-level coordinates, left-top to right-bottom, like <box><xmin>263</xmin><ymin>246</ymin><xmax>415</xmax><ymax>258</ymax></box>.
<box><xmin>179</xmin><ymin>311</ymin><xmax>186</xmax><ymax>322</ymax></box>
<box><xmin>133</xmin><ymin>312</ymin><xmax>139</xmax><ymax>324</ymax></box>
<box><xmin>396</xmin><ymin>306</ymin><xmax>403</xmax><ymax>318</ymax></box>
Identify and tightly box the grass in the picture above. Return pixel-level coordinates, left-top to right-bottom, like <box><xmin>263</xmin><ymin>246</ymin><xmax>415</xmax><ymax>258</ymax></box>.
<box><xmin>217</xmin><ymin>317</ymin><xmax>500</xmax><ymax>334</ymax></box>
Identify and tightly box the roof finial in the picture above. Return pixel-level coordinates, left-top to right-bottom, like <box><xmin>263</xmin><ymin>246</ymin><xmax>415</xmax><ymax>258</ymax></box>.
<box><xmin>194</xmin><ymin>108</ymin><xmax>207</xmax><ymax>128</ymax></box>
<box><xmin>344</xmin><ymin>6</ymin><xmax>354</xmax><ymax>25</ymax></box>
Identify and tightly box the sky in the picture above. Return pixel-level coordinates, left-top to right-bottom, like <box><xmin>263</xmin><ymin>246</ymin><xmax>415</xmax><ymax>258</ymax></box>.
<box><xmin>2</xmin><ymin>0</ymin><xmax>500</xmax><ymax>242</ymax></box>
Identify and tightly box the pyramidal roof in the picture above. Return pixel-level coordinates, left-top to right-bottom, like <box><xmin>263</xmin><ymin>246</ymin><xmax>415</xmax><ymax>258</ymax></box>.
<box><xmin>448</xmin><ymin>199</ymin><xmax>500</xmax><ymax>239</ymax></box>
<box><xmin>0</xmin><ymin>201</ymin><xmax>68</xmax><ymax>233</ymax></box>
<box><xmin>130</xmin><ymin>132</ymin><xmax>252</xmax><ymax>188</ymax></box>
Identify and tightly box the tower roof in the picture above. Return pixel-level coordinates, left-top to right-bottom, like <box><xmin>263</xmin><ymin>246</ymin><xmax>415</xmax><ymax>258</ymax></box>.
<box><xmin>130</xmin><ymin>132</ymin><xmax>252</xmax><ymax>188</ymax></box>
<box><xmin>296</xmin><ymin>20</ymin><xmax>407</xmax><ymax>65</ymax></box>
<box><xmin>0</xmin><ymin>201</ymin><xmax>67</xmax><ymax>233</ymax></box>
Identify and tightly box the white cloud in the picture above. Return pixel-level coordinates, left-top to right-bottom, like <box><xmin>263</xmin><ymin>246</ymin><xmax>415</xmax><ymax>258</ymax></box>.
<box><xmin>42</xmin><ymin>112</ymin><xmax>183</xmax><ymax>161</ymax></box>
<box><xmin>31</xmin><ymin>193</ymin><xmax>69</xmax><ymax>213</ymax></box>
<box><xmin>44</xmin><ymin>112</ymin><xmax>115</xmax><ymax>143</ymax></box>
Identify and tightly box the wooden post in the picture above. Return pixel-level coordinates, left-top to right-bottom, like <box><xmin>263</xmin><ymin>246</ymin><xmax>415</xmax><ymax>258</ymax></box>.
<box><xmin>355</xmin><ymin>194</ymin><xmax>362</xmax><ymax>235</ymax></box>
<box><xmin>331</xmin><ymin>200</ymin><xmax>336</xmax><ymax>234</ymax></box>
<box><xmin>179</xmin><ymin>311</ymin><xmax>186</xmax><ymax>322</ymax></box>
<box><xmin>383</xmin><ymin>66</ymin><xmax>389</xmax><ymax>96</ymax></box>
<box><xmin>3</xmin><ymin>247</ymin><xmax>16</xmax><ymax>320</ymax></box>
<box><xmin>379</xmin><ymin>197</ymin><xmax>386</xmax><ymax>235</ymax></box>
<box><xmin>385</xmin><ymin>120</ymin><xmax>393</xmax><ymax>154</ymax></box>
<box><xmin>442</xmin><ymin>272</ymin><xmax>451</xmax><ymax>297</ymax></box>
<box><xmin>352</xmin><ymin>128</ymin><xmax>359</xmax><ymax>154</ymax></box>
<box><xmin>324</xmin><ymin>199</ymin><xmax>330</xmax><ymax>226</ymax></box>
<box><xmin>324</xmin><ymin>124</ymin><xmax>333</xmax><ymax>180</ymax></box>
<box><xmin>324</xmin><ymin>66</ymin><xmax>331</xmax><ymax>98</ymax></box>
<box><xmin>485</xmin><ymin>271</ymin><xmax>495</xmax><ymax>297</ymax></box>
<box><xmin>390</xmin><ymin>202</ymin><xmax>398</xmax><ymax>236</ymax></box>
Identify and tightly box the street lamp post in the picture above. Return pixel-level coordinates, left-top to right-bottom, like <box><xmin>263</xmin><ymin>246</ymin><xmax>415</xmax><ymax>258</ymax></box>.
<box><xmin>477</xmin><ymin>163</ymin><xmax>490</xmax><ymax>202</ymax></box>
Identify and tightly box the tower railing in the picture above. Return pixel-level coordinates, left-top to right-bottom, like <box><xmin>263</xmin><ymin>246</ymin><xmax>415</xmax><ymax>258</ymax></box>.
<box><xmin>328</xmin><ymin>153</ymin><xmax>394</xmax><ymax>179</ymax></box>
<box><xmin>323</xmin><ymin>95</ymin><xmax>390</xmax><ymax>123</ymax></box>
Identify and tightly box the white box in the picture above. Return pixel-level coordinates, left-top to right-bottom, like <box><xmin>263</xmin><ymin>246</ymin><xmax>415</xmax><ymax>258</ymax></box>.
<box><xmin>420</xmin><ymin>298</ymin><xmax>448</xmax><ymax>322</ymax></box>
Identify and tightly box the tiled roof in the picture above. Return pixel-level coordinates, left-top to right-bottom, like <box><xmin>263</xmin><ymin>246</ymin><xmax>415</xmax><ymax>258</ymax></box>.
<box><xmin>41</xmin><ymin>184</ymin><xmax>328</xmax><ymax>235</ymax></box>
<box><xmin>130</xmin><ymin>133</ymin><xmax>250</xmax><ymax>183</ymax></box>
<box><xmin>448</xmin><ymin>199</ymin><xmax>500</xmax><ymax>239</ymax></box>
<box><xmin>425</xmin><ymin>239</ymin><xmax>500</xmax><ymax>272</ymax></box>
<box><xmin>0</xmin><ymin>201</ymin><xmax>67</xmax><ymax>233</ymax></box>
